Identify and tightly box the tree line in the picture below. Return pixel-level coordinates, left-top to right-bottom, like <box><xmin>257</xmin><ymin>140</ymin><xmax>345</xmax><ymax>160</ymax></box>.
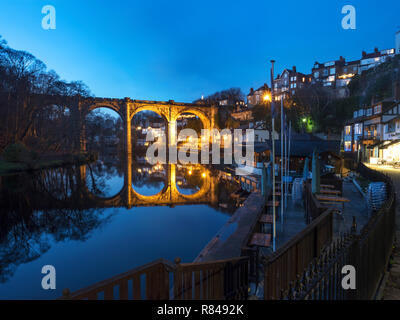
<box><xmin>0</xmin><ymin>35</ymin><xmax>91</xmax><ymax>154</ymax></box>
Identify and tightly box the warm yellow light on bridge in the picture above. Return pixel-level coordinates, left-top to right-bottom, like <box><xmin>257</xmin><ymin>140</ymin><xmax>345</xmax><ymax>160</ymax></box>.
<box><xmin>202</xmin><ymin>172</ymin><xmax>206</xmax><ymax>178</ymax></box>
<box><xmin>263</xmin><ymin>93</ymin><xmax>271</xmax><ymax>102</ymax></box>
<box><xmin>188</xmin><ymin>170</ymin><xmax>192</xmax><ymax>175</ymax></box>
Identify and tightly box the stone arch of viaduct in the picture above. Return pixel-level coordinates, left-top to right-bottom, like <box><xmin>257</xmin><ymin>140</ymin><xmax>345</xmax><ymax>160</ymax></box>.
<box><xmin>77</xmin><ymin>97</ymin><xmax>217</xmax><ymax>153</ymax></box>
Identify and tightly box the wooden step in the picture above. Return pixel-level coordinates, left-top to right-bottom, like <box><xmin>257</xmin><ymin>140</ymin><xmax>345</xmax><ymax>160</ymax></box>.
<box><xmin>321</xmin><ymin>184</ymin><xmax>335</xmax><ymax>189</ymax></box>
<box><xmin>259</xmin><ymin>214</ymin><xmax>273</xmax><ymax>224</ymax></box>
<box><xmin>267</xmin><ymin>201</ymin><xmax>280</xmax><ymax>207</ymax></box>
<box><xmin>250</xmin><ymin>233</ymin><xmax>271</xmax><ymax>247</ymax></box>
<box><xmin>316</xmin><ymin>195</ymin><xmax>350</xmax><ymax>202</ymax></box>
<box><xmin>320</xmin><ymin>189</ymin><xmax>341</xmax><ymax>195</ymax></box>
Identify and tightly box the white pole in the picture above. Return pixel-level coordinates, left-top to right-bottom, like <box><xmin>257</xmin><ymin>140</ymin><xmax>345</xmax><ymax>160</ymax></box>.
<box><xmin>271</xmin><ymin>60</ymin><xmax>276</xmax><ymax>252</ymax></box>
<box><xmin>285</xmin><ymin>120</ymin><xmax>288</xmax><ymax>208</ymax></box>
<box><xmin>272</xmin><ymin>117</ymin><xmax>276</xmax><ymax>251</ymax></box>
<box><xmin>288</xmin><ymin>121</ymin><xmax>292</xmax><ymax>205</ymax></box>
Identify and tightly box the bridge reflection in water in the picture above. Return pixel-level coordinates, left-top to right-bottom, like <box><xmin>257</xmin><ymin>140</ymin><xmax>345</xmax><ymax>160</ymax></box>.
<box><xmin>0</xmin><ymin>153</ymin><xmax>240</xmax><ymax>299</ymax></box>
<box><xmin>83</xmin><ymin>153</ymin><xmax>217</xmax><ymax>209</ymax></box>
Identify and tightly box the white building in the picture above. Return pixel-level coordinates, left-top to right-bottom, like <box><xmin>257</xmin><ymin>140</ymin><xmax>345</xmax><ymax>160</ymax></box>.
<box><xmin>359</xmin><ymin>48</ymin><xmax>396</xmax><ymax>73</ymax></box>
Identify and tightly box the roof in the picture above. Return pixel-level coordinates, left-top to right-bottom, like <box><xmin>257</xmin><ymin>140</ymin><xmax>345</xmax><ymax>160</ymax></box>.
<box><xmin>247</xmin><ymin>84</ymin><xmax>269</xmax><ymax>97</ymax></box>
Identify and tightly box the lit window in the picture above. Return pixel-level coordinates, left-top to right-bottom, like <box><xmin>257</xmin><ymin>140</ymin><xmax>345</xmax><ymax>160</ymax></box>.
<box><xmin>355</xmin><ymin>123</ymin><xmax>362</xmax><ymax>135</ymax></box>
<box><xmin>345</xmin><ymin>126</ymin><xmax>351</xmax><ymax>135</ymax></box>
<box><xmin>344</xmin><ymin>141</ymin><xmax>352</xmax><ymax>152</ymax></box>
<box><xmin>374</xmin><ymin>104</ymin><xmax>382</xmax><ymax>114</ymax></box>
<box><xmin>330</xmin><ymin>68</ymin><xmax>336</xmax><ymax>75</ymax></box>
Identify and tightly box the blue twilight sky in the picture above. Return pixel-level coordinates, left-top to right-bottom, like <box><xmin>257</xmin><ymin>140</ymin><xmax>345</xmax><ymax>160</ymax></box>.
<box><xmin>0</xmin><ymin>0</ymin><xmax>399</xmax><ymax>102</ymax></box>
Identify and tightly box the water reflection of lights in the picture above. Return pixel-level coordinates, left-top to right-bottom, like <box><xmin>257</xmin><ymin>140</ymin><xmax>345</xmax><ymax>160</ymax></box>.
<box><xmin>188</xmin><ymin>170</ymin><xmax>192</xmax><ymax>175</ymax></box>
<box><xmin>202</xmin><ymin>172</ymin><xmax>206</xmax><ymax>178</ymax></box>
<box><xmin>137</xmin><ymin>168</ymin><xmax>142</xmax><ymax>173</ymax></box>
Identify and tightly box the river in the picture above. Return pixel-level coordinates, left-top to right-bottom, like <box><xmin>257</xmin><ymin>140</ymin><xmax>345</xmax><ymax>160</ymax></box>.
<box><xmin>0</xmin><ymin>155</ymin><xmax>241</xmax><ymax>299</ymax></box>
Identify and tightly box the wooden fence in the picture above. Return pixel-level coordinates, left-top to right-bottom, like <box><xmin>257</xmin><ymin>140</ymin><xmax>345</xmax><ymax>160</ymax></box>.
<box><xmin>264</xmin><ymin>208</ymin><xmax>334</xmax><ymax>299</ymax></box>
<box><xmin>304</xmin><ymin>174</ymin><xmax>343</xmax><ymax>223</ymax></box>
<box><xmin>60</xmin><ymin>256</ymin><xmax>249</xmax><ymax>300</ymax></box>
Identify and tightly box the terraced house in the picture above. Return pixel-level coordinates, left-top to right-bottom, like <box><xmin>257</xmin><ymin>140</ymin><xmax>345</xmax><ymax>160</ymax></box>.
<box><xmin>343</xmin><ymin>100</ymin><xmax>400</xmax><ymax>163</ymax></box>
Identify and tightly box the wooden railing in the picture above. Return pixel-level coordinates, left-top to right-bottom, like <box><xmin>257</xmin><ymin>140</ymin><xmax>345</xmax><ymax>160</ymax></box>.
<box><xmin>281</xmin><ymin>162</ymin><xmax>396</xmax><ymax>300</ymax></box>
<box><xmin>304</xmin><ymin>182</ymin><xmax>329</xmax><ymax>223</ymax></box>
<box><xmin>174</xmin><ymin>257</ymin><xmax>249</xmax><ymax>300</ymax></box>
<box><xmin>60</xmin><ymin>256</ymin><xmax>249</xmax><ymax>300</ymax></box>
<box><xmin>304</xmin><ymin>174</ymin><xmax>343</xmax><ymax>223</ymax></box>
<box><xmin>264</xmin><ymin>208</ymin><xmax>334</xmax><ymax>300</ymax></box>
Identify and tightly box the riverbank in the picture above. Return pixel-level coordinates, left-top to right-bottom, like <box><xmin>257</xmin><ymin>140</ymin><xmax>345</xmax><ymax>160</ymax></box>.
<box><xmin>0</xmin><ymin>152</ymin><xmax>98</xmax><ymax>175</ymax></box>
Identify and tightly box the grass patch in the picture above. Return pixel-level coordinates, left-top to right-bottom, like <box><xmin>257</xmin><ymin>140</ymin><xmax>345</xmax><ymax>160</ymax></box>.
<box><xmin>0</xmin><ymin>152</ymin><xmax>97</xmax><ymax>175</ymax></box>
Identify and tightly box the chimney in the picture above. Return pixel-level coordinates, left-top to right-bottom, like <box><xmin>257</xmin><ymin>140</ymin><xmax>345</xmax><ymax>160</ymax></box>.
<box><xmin>362</xmin><ymin>51</ymin><xmax>366</xmax><ymax>57</ymax></box>
<box><xmin>374</xmin><ymin>47</ymin><xmax>379</xmax><ymax>53</ymax></box>
<box><xmin>250</xmin><ymin>88</ymin><xmax>254</xmax><ymax>93</ymax></box>
<box><xmin>293</xmin><ymin>66</ymin><xmax>297</xmax><ymax>73</ymax></box>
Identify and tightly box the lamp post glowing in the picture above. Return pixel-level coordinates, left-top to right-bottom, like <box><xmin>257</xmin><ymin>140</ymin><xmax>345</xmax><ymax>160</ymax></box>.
<box><xmin>263</xmin><ymin>93</ymin><xmax>272</xmax><ymax>102</ymax></box>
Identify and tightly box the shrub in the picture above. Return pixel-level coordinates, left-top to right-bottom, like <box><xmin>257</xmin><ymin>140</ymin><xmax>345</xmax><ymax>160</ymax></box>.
<box><xmin>2</xmin><ymin>142</ymin><xmax>32</xmax><ymax>163</ymax></box>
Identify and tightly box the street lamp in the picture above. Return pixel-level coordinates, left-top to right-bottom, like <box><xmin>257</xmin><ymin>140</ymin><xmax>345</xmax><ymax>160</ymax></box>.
<box><xmin>263</xmin><ymin>93</ymin><xmax>272</xmax><ymax>102</ymax></box>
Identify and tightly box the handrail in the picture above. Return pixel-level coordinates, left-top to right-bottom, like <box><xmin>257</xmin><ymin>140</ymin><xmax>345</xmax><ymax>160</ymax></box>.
<box><xmin>60</xmin><ymin>256</ymin><xmax>249</xmax><ymax>300</ymax></box>
<box><xmin>264</xmin><ymin>208</ymin><xmax>334</xmax><ymax>299</ymax></box>
<box><xmin>267</xmin><ymin>208</ymin><xmax>333</xmax><ymax>263</ymax></box>
<box><xmin>60</xmin><ymin>258</ymin><xmax>174</xmax><ymax>300</ymax></box>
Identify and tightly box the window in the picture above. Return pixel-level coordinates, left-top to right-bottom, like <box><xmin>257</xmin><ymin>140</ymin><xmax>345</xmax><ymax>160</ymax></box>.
<box><xmin>293</xmin><ymin>76</ymin><xmax>297</xmax><ymax>81</ymax></box>
<box><xmin>344</xmin><ymin>141</ymin><xmax>352</xmax><ymax>152</ymax></box>
<box><xmin>327</xmin><ymin>75</ymin><xmax>335</xmax><ymax>82</ymax></box>
<box><xmin>367</xmin><ymin>108</ymin><xmax>372</xmax><ymax>116</ymax></box>
<box><xmin>330</xmin><ymin>68</ymin><xmax>336</xmax><ymax>75</ymax></box>
<box><xmin>294</xmin><ymin>83</ymin><xmax>297</xmax><ymax>88</ymax></box>
<box><xmin>358</xmin><ymin>109</ymin><xmax>364</xmax><ymax>116</ymax></box>
<box><xmin>314</xmin><ymin>72</ymin><xmax>319</xmax><ymax>78</ymax></box>
<box><xmin>323</xmin><ymin>69</ymin><xmax>328</xmax><ymax>76</ymax></box>
<box><xmin>345</xmin><ymin>125</ymin><xmax>351</xmax><ymax>135</ymax></box>
<box><xmin>354</xmin><ymin>123</ymin><xmax>362</xmax><ymax>135</ymax></box>
<box><xmin>353</xmin><ymin>111</ymin><xmax>358</xmax><ymax>118</ymax></box>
